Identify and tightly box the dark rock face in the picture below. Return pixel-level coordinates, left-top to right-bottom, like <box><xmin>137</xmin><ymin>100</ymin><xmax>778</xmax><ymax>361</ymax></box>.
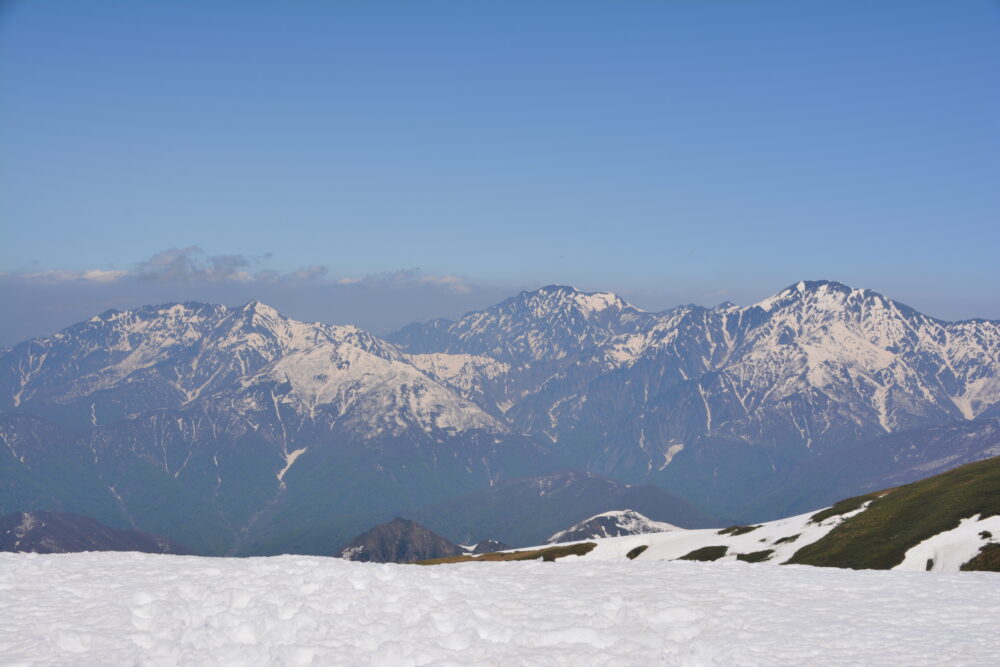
<box><xmin>471</xmin><ymin>539</ymin><xmax>511</xmax><ymax>554</ymax></box>
<box><xmin>335</xmin><ymin>518</ymin><xmax>465</xmax><ymax>563</ymax></box>
<box><xmin>0</xmin><ymin>511</ymin><xmax>195</xmax><ymax>555</ymax></box>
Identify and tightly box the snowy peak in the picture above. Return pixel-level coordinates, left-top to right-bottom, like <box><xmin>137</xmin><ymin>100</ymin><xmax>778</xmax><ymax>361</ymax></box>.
<box><xmin>731</xmin><ymin>280</ymin><xmax>1000</xmax><ymax>428</ymax></box>
<box><xmin>529</xmin><ymin>285</ymin><xmax>639</xmax><ymax>317</ymax></box>
<box><xmin>546</xmin><ymin>509</ymin><xmax>678</xmax><ymax>544</ymax></box>
<box><xmin>387</xmin><ymin>285</ymin><xmax>646</xmax><ymax>366</ymax></box>
<box><xmin>501</xmin><ymin>285</ymin><xmax>641</xmax><ymax>325</ymax></box>
<box><xmin>753</xmin><ymin>279</ymin><xmax>875</xmax><ymax>314</ymax></box>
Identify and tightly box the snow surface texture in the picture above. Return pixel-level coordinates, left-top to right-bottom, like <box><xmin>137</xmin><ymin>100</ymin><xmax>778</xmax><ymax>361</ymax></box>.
<box><xmin>2</xmin><ymin>552</ymin><xmax>999</xmax><ymax>666</ymax></box>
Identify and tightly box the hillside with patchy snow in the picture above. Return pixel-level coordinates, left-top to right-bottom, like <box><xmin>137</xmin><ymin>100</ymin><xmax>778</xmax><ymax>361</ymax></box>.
<box><xmin>505</xmin><ymin>456</ymin><xmax>1000</xmax><ymax>573</ymax></box>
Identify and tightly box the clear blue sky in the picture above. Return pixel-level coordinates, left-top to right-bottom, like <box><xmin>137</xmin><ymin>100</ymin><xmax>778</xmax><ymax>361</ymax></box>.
<box><xmin>1</xmin><ymin>1</ymin><xmax>998</xmax><ymax>342</ymax></box>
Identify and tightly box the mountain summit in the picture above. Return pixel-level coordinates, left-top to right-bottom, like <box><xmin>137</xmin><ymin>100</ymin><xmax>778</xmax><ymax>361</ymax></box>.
<box><xmin>335</xmin><ymin>518</ymin><xmax>465</xmax><ymax>563</ymax></box>
<box><xmin>546</xmin><ymin>509</ymin><xmax>678</xmax><ymax>544</ymax></box>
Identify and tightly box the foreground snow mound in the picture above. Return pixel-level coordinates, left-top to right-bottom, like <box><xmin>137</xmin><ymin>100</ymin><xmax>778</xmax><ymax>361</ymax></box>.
<box><xmin>2</xmin><ymin>552</ymin><xmax>999</xmax><ymax>666</ymax></box>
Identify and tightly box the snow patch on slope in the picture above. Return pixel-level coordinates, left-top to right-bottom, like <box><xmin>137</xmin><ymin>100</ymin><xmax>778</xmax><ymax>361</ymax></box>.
<box><xmin>895</xmin><ymin>514</ymin><xmax>1000</xmax><ymax>572</ymax></box>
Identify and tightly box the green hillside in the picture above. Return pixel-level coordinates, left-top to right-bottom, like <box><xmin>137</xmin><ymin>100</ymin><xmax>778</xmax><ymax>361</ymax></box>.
<box><xmin>787</xmin><ymin>456</ymin><xmax>1000</xmax><ymax>570</ymax></box>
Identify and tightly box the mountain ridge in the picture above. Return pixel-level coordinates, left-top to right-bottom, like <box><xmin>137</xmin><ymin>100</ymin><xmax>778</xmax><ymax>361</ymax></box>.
<box><xmin>1</xmin><ymin>279</ymin><xmax>998</xmax><ymax>552</ymax></box>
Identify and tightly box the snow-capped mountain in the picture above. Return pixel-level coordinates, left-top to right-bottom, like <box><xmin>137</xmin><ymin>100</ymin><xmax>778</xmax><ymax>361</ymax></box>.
<box><xmin>389</xmin><ymin>285</ymin><xmax>651</xmax><ymax>416</ymax></box>
<box><xmin>390</xmin><ymin>285</ymin><xmax>647</xmax><ymax>365</ymax></box>
<box><xmin>0</xmin><ymin>301</ymin><xmax>552</xmax><ymax>554</ymax></box>
<box><xmin>1</xmin><ymin>280</ymin><xmax>998</xmax><ymax>552</ymax></box>
<box><xmin>391</xmin><ymin>280</ymin><xmax>1000</xmax><ymax>518</ymax></box>
<box><xmin>546</xmin><ymin>509</ymin><xmax>678</xmax><ymax>544</ymax></box>
<box><xmin>0</xmin><ymin>300</ymin><xmax>400</xmax><ymax>427</ymax></box>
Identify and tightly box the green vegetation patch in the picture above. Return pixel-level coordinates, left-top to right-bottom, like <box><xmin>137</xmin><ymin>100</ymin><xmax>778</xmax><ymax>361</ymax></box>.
<box><xmin>772</xmin><ymin>534</ymin><xmax>800</xmax><ymax>545</ymax></box>
<box><xmin>718</xmin><ymin>525</ymin><xmax>760</xmax><ymax>536</ymax></box>
<box><xmin>626</xmin><ymin>545</ymin><xmax>649</xmax><ymax>560</ymax></box>
<box><xmin>788</xmin><ymin>456</ymin><xmax>1000</xmax><ymax>570</ymax></box>
<box><xmin>415</xmin><ymin>542</ymin><xmax>597</xmax><ymax>565</ymax></box>
<box><xmin>678</xmin><ymin>545</ymin><xmax>728</xmax><ymax>562</ymax></box>
<box><xmin>809</xmin><ymin>489</ymin><xmax>890</xmax><ymax>524</ymax></box>
<box><xmin>960</xmin><ymin>543</ymin><xmax>1000</xmax><ymax>572</ymax></box>
<box><xmin>736</xmin><ymin>549</ymin><xmax>774</xmax><ymax>563</ymax></box>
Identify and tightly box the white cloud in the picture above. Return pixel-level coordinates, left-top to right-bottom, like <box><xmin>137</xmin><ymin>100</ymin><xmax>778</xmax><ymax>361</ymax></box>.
<box><xmin>81</xmin><ymin>269</ymin><xmax>130</xmax><ymax>283</ymax></box>
<box><xmin>10</xmin><ymin>249</ymin><xmax>474</xmax><ymax>296</ymax></box>
<box><xmin>18</xmin><ymin>269</ymin><xmax>130</xmax><ymax>284</ymax></box>
<box><xmin>0</xmin><ymin>249</ymin><xmax>509</xmax><ymax>346</ymax></box>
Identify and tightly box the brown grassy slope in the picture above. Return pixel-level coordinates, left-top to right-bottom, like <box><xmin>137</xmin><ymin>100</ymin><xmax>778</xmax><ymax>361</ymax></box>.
<box><xmin>415</xmin><ymin>542</ymin><xmax>597</xmax><ymax>565</ymax></box>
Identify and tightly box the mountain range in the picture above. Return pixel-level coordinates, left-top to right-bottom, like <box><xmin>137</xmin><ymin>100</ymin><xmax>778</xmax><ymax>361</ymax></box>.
<box><xmin>1</xmin><ymin>280</ymin><xmax>997</xmax><ymax>554</ymax></box>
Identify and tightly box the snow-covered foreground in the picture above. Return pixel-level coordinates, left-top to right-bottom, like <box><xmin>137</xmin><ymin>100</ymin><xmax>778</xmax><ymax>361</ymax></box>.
<box><xmin>2</xmin><ymin>552</ymin><xmax>999</xmax><ymax>666</ymax></box>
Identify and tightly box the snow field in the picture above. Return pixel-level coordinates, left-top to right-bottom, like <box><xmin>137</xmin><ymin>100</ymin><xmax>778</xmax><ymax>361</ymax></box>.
<box><xmin>2</xmin><ymin>552</ymin><xmax>999</xmax><ymax>666</ymax></box>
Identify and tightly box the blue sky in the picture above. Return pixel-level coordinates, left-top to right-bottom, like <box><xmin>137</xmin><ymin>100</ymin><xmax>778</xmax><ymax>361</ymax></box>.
<box><xmin>1</xmin><ymin>1</ymin><xmax>998</xmax><ymax>343</ymax></box>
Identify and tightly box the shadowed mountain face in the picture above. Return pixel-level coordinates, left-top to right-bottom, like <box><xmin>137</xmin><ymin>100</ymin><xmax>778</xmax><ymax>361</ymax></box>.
<box><xmin>335</xmin><ymin>518</ymin><xmax>465</xmax><ymax>563</ymax></box>
<box><xmin>0</xmin><ymin>511</ymin><xmax>194</xmax><ymax>555</ymax></box>
<box><xmin>0</xmin><ymin>280</ymin><xmax>998</xmax><ymax>553</ymax></box>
